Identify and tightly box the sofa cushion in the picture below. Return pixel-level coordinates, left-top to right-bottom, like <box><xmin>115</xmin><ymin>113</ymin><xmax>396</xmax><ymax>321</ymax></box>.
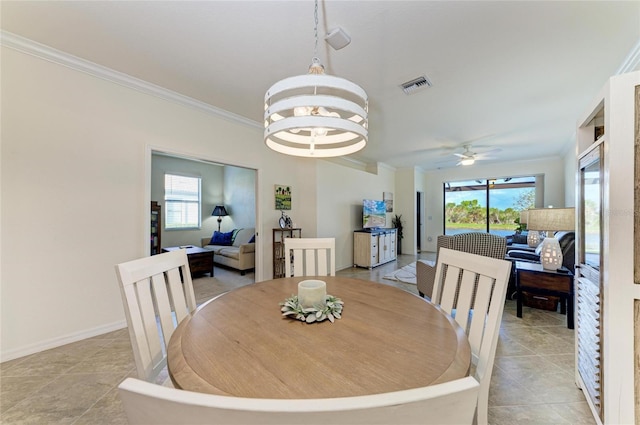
<box><xmin>210</xmin><ymin>230</ymin><xmax>234</xmax><ymax>246</ymax></box>
<box><xmin>219</xmin><ymin>247</ymin><xmax>240</xmax><ymax>261</ymax></box>
<box><xmin>204</xmin><ymin>245</ymin><xmax>226</xmax><ymax>254</ymax></box>
<box><xmin>232</xmin><ymin>228</ymin><xmax>255</xmax><ymax>247</ymax></box>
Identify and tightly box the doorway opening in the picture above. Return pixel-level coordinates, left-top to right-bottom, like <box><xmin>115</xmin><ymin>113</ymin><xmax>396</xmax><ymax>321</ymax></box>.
<box><xmin>416</xmin><ymin>191</ymin><xmax>424</xmax><ymax>252</ymax></box>
<box><xmin>148</xmin><ymin>149</ymin><xmax>259</xmax><ymax>299</ymax></box>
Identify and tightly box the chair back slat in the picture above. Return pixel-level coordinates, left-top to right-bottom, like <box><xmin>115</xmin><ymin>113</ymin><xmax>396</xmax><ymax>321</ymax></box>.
<box><xmin>438</xmin><ymin>265</ymin><xmax>459</xmax><ymax>313</ymax></box>
<box><xmin>466</xmin><ymin>275</ymin><xmax>493</xmax><ymax>358</ymax></box>
<box><xmin>292</xmin><ymin>248</ymin><xmax>304</xmax><ymax>276</ymax></box>
<box><xmin>123</xmin><ymin>281</ymin><xmax>159</xmax><ymax>380</ymax></box>
<box><xmin>166</xmin><ymin>268</ymin><xmax>190</xmax><ymax>323</ymax></box>
<box><xmin>119</xmin><ymin>375</ymin><xmax>480</xmax><ymax>425</ymax></box>
<box><xmin>136</xmin><ymin>277</ymin><xmax>165</xmax><ymax>371</ymax></box>
<box><xmin>451</xmin><ymin>270</ymin><xmax>476</xmax><ymax>331</ymax></box>
<box><xmin>115</xmin><ymin>249</ymin><xmax>197</xmax><ymax>383</ymax></box>
<box><xmin>431</xmin><ymin>247</ymin><xmax>511</xmax><ymax>425</ymax></box>
<box><xmin>151</xmin><ymin>273</ymin><xmax>176</xmax><ymax>348</ymax></box>
<box><xmin>284</xmin><ymin>238</ymin><xmax>335</xmax><ymax>277</ymax></box>
<box><xmin>316</xmin><ymin>249</ymin><xmax>329</xmax><ymax>276</ymax></box>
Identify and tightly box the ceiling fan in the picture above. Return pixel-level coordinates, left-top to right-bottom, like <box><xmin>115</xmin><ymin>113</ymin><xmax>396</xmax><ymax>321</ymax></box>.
<box><xmin>452</xmin><ymin>144</ymin><xmax>501</xmax><ymax>166</ymax></box>
<box><xmin>454</xmin><ymin>145</ymin><xmax>477</xmax><ymax>166</ymax></box>
<box><xmin>454</xmin><ymin>145</ymin><xmax>502</xmax><ymax>165</ymax></box>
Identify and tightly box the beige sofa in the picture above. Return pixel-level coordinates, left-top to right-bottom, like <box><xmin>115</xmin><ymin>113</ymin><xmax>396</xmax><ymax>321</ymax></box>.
<box><xmin>201</xmin><ymin>228</ymin><xmax>255</xmax><ymax>275</ymax></box>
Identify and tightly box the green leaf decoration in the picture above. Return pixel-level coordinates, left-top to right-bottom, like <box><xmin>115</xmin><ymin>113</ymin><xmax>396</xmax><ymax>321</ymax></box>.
<box><xmin>279</xmin><ymin>294</ymin><xmax>344</xmax><ymax>324</ymax></box>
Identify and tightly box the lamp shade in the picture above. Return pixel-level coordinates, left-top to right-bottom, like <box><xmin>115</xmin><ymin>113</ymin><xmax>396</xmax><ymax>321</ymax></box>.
<box><xmin>212</xmin><ymin>205</ymin><xmax>228</xmax><ymax>217</ymax></box>
<box><xmin>526</xmin><ymin>208</ymin><xmax>575</xmax><ymax>232</ymax></box>
<box><xmin>519</xmin><ymin>210</ymin><xmax>528</xmax><ymax>225</ymax></box>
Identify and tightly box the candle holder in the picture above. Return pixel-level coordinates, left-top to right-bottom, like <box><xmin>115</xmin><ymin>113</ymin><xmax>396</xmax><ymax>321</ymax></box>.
<box><xmin>297</xmin><ymin>280</ymin><xmax>326</xmax><ymax>309</ymax></box>
<box><xmin>280</xmin><ymin>282</ymin><xmax>343</xmax><ymax>324</ymax></box>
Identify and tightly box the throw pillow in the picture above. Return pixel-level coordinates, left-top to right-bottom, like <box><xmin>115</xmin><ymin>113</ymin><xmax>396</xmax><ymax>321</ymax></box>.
<box><xmin>210</xmin><ymin>230</ymin><xmax>234</xmax><ymax>246</ymax></box>
<box><xmin>248</xmin><ymin>234</ymin><xmax>255</xmax><ymax>243</ymax></box>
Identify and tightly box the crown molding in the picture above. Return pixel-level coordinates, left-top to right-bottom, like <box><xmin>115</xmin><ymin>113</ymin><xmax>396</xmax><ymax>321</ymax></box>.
<box><xmin>616</xmin><ymin>37</ymin><xmax>640</xmax><ymax>74</ymax></box>
<box><xmin>0</xmin><ymin>31</ymin><xmax>262</xmax><ymax>130</ymax></box>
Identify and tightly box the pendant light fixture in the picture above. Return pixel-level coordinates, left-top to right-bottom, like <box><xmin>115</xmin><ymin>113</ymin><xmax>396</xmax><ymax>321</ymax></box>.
<box><xmin>264</xmin><ymin>0</ymin><xmax>368</xmax><ymax>158</ymax></box>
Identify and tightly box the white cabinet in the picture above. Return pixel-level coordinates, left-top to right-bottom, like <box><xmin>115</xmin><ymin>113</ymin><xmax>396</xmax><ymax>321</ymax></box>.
<box><xmin>353</xmin><ymin>229</ymin><xmax>397</xmax><ymax>268</ymax></box>
<box><xmin>574</xmin><ymin>70</ymin><xmax>639</xmax><ymax>425</ymax></box>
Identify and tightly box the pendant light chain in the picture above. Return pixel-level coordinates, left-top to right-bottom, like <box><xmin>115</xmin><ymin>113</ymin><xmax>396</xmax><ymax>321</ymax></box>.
<box><xmin>313</xmin><ymin>0</ymin><xmax>319</xmax><ymax>61</ymax></box>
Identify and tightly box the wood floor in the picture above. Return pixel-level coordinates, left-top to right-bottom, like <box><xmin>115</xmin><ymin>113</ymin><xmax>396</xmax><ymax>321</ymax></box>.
<box><xmin>0</xmin><ymin>253</ymin><xmax>595</xmax><ymax>424</ymax></box>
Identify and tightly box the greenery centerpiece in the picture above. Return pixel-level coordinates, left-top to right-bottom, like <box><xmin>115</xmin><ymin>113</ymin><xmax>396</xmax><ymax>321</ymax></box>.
<box><xmin>280</xmin><ymin>295</ymin><xmax>344</xmax><ymax>323</ymax></box>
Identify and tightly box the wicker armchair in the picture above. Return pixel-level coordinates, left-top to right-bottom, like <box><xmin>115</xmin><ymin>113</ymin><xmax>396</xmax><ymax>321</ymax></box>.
<box><xmin>417</xmin><ymin>232</ymin><xmax>508</xmax><ymax>299</ymax></box>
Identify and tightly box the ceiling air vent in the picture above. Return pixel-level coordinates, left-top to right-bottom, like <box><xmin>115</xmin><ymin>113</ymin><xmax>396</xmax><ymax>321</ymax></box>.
<box><xmin>400</xmin><ymin>75</ymin><xmax>433</xmax><ymax>95</ymax></box>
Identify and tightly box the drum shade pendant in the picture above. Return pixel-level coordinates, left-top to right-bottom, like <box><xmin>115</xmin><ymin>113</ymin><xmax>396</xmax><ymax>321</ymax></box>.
<box><xmin>264</xmin><ymin>0</ymin><xmax>368</xmax><ymax>158</ymax></box>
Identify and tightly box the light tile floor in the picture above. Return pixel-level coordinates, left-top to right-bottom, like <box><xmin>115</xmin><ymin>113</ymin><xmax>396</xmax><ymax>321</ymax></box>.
<box><xmin>1</xmin><ymin>254</ymin><xmax>596</xmax><ymax>424</ymax></box>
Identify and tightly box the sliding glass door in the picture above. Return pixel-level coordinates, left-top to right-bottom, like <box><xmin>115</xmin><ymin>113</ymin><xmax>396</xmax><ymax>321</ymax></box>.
<box><xmin>444</xmin><ymin>176</ymin><xmax>536</xmax><ymax>236</ymax></box>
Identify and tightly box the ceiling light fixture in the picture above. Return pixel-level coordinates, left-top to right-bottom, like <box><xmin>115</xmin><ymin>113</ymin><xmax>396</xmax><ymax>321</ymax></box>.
<box><xmin>460</xmin><ymin>157</ymin><xmax>475</xmax><ymax>166</ymax></box>
<box><xmin>264</xmin><ymin>0</ymin><xmax>368</xmax><ymax>158</ymax></box>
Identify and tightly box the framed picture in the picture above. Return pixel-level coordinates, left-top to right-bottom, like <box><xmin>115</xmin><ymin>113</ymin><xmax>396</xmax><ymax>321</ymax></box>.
<box><xmin>275</xmin><ymin>184</ymin><xmax>292</xmax><ymax>210</ymax></box>
<box><xmin>383</xmin><ymin>192</ymin><xmax>393</xmax><ymax>213</ymax></box>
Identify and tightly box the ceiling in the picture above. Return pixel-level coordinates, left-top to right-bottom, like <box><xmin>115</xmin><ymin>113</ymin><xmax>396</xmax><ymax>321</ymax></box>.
<box><xmin>2</xmin><ymin>1</ymin><xmax>639</xmax><ymax>170</ymax></box>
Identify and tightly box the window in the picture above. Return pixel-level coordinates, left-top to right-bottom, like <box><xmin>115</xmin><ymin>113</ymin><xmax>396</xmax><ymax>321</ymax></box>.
<box><xmin>164</xmin><ymin>173</ymin><xmax>201</xmax><ymax>229</ymax></box>
<box><xmin>443</xmin><ymin>176</ymin><xmax>537</xmax><ymax>236</ymax></box>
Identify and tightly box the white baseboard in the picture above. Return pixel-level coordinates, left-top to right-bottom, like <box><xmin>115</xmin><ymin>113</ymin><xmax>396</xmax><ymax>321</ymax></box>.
<box><xmin>1</xmin><ymin>320</ymin><xmax>128</xmax><ymax>363</ymax></box>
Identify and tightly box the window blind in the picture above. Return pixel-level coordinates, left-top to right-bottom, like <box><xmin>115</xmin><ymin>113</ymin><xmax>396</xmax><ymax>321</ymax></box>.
<box><xmin>164</xmin><ymin>174</ymin><xmax>201</xmax><ymax>229</ymax></box>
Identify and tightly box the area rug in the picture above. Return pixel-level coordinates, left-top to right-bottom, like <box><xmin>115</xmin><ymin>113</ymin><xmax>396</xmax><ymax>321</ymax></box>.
<box><xmin>384</xmin><ymin>262</ymin><xmax>417</xmax><ymax>285</ymax></box>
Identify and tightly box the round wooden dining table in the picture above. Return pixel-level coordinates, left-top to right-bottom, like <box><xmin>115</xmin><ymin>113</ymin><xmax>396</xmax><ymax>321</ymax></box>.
<box><xmin>167</xmin><ymin>276</ymin><xmax>471</xmax><ymax>399</ymax></box>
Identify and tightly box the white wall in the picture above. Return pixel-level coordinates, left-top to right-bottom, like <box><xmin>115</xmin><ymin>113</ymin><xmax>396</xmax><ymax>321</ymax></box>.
<box><xmin>421</xmin><ymin>158</ymin><xmax>567</xmax><ymax>252</ymax></box>
<box><xmin>316</xmin><ymin>160</ymin><xmax>395</xmax><ymax>271</ymax></box>
<box><xmin>223</xmin><ymin>166</ymin><xmax>256</xmax><ymax>230</ymax></box>
<box><xmin>0</xmin><ymin>45</ymin><xmax>317</xmax><ymax>360</ymax></box>
<box><xmin>394</xmin><ymin>168</ymin><xmax>418</xmax><ymax>255</ymax></box>
<box><xmin>563</xmin><ymin>147</ymin><xmax>577</xmax><ymax>207</ymax></box>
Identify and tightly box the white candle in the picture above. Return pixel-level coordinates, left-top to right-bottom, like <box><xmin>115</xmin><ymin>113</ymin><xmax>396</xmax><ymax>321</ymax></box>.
<box><xmin>298</xmin><ymin>280</ymin><xmax>327</xmax><ymax>309</ymax></box>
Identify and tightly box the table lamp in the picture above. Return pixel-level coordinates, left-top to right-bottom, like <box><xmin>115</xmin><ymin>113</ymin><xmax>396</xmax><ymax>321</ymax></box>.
<box><xmin>211</xmin><ymin>205</ymin><xmax>229</xmax><ymax>232</ymax></box>
<box><xmin>527</xmin><ymin>207</ymin><xmax>575</xmax><ymax>270</ymax></box>
<box><xmin>519</xmin><ymin>210</ymin><xmax>538</xmax><ymax>248</ymax></box>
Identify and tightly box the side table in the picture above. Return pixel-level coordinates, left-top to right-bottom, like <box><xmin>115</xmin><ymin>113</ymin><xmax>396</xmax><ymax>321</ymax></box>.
<box><xmin>515</xmin><ymin>261</ymin><xmax>574</xmax><ymax>329</ymax></box>
<box><xmin>162</xmin><ymin>246</ymin><xmax>214</xmax><ymax>277</ymax></box>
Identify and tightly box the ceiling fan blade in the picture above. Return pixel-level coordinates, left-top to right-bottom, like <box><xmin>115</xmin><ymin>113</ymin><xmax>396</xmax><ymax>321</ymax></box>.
<box><xmin>480</xmin><ymin>147</ymin><xmax>502</xmax><ymax>155</ymax></box>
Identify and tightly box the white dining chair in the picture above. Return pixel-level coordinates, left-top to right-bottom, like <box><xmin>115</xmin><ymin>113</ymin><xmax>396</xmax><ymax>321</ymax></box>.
<box><xmin>284</xmin><ymin>237</ymin><xmax>335</xmax><ymax>277</ymax></box>
<box><xmin>431</xmin><ymin>247</ymin><xmax>512</xmax><ymax>425</ymax></box>
<box><xmin>118</xmin><ymin>375</ymin><xmax>479</xmax><ymax>425</ymax></box>
<box><xmin>115</xmin><ymin>249</ymin><xmax>197</xmax><ymax>384</ymax></box>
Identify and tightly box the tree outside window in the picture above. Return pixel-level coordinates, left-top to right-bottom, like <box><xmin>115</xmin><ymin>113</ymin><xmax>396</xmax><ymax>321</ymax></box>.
<box><xmin>444</xmin><ymin>176</ymin><xmax>536</xmax><ymax>236</ymax></box>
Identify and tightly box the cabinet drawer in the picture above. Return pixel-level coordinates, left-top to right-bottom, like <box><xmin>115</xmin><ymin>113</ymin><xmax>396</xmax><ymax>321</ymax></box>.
<box><xmin>518</xmin><ymin>270</ymin><xmax>572</xmax><ymax>293</ymax></box>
